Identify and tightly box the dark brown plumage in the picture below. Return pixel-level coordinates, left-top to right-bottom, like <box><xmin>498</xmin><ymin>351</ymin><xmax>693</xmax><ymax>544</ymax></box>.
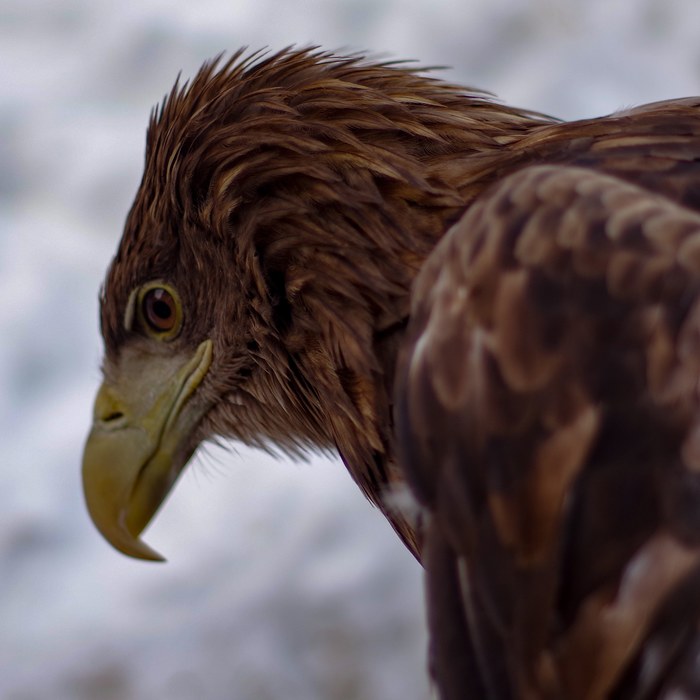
<box><xmin>84</xmin><ymin>47</ymin><xmax>700</xmax><ymax>698</ymax></box>
<box><xmin>397</xmin><ymin>164</ymin><xmax>700</xmax><ymax>699</ymax></box>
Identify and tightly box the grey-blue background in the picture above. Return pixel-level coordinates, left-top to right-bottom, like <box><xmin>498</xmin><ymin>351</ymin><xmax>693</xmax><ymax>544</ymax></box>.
<box><xmin>2</xmin><ymin>1</ymin><xmax>700</xmax><ymax>698</ymax></box>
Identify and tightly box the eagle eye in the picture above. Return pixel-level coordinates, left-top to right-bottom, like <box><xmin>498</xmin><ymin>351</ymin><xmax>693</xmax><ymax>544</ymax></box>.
<box><xmin>135</xmin><ymin>282</ymin><xmax>183</xmax><ymax>340</ymax></box>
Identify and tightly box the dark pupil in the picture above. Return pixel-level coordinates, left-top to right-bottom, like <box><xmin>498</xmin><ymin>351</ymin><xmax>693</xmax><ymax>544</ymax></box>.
<box><xmin>152</xmin><ymin>299</ymin><xmax>171</xmax><ymax>320</ymax></box>
<box><xmin>146</xmin><ymin>289</ymin><xmax>174</xmax><ymax>330</ymax></box>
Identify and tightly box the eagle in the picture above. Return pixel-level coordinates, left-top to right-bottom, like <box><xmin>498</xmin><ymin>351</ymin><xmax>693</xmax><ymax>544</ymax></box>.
<box><xmin>83</xmin><ymin>47</ymin><xmax>700</xmax><ymax>698</ymax></box>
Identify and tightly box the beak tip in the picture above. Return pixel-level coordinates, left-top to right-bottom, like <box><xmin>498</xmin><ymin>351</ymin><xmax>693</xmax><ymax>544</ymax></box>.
<box><xmin>145</xmin><ymin>553</ymin><xmax>167</xmax><ymax>564</ymax></box>
<box><xmin>142</xmin><ymin>548</ymin><xmax>167</xmax><ymax>563</ymax></box>
<box><xmin>117</xmin><ymin>533</ymin><xmax>167</xmax><ymax>562</ymax></box>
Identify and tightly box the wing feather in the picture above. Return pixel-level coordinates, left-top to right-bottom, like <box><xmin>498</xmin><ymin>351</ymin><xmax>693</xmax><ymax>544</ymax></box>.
<box><xmin>396</xmin><ymin>164</ymin><xmax>700</xmax><ymax>699</ymax></box>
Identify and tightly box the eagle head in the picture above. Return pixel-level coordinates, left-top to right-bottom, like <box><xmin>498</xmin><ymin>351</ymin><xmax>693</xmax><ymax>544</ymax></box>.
<box><xmin>82</xmin><ymin>47</ymin><xmax>544</xmax><ymax>560</ymax></box>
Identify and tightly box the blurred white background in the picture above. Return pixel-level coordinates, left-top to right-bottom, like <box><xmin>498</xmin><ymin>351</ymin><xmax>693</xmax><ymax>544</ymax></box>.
<box><xmin>2</xmin><ymin>1</ymin><xmax>700</xmax><ymax>698</ymax></box>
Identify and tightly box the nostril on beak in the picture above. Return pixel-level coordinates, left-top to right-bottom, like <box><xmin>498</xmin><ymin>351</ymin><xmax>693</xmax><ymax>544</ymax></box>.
<box><xmin>103</xmin><ymin>412</ymin><xmax>124</xmax><ymax>423</ymax></box>
<box><xmin>94</xmin><ymin>402</ymin><xmax>126</xmax><ymax>426</ymax></box>
<box><xmin>93</xmin><ymin>384</ymin><xmax>129</xmax><ymax>428</ymax></box>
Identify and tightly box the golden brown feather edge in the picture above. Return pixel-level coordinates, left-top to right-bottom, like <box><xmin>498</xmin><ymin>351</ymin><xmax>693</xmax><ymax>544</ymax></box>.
<box><xmin>82</xmin><ymin>47</ymin><xmax>700</xmax><ymax>697</ymax></box>
<box><xmin>396</xmin><ymin>164</ymin><xmax>700</xmax><ymax>700</ymax></box>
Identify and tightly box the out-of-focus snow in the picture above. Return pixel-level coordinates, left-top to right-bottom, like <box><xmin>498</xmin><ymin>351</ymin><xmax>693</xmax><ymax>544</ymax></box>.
<box><xmin>2</xmin><ymin>1</ymin><xmax>700</xmax><ymax>698</ymax></box>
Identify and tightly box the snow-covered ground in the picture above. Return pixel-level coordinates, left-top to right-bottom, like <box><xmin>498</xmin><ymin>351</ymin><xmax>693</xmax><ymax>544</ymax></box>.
<box><xmin>2</xmin><ymin>1</ymin><xmax>700</xmax><ymax>698</ymax></box>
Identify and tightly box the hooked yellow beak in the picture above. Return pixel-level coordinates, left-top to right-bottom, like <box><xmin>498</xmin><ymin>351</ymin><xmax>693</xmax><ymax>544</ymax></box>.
<box><xmin>82</xmin><ymin>339</ymin><xmax>212</xmax><ymax>561</ymax></box>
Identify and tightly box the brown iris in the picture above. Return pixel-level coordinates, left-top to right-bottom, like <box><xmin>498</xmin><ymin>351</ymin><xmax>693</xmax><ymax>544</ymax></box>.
<box><xmin>144</xmin><ymin>288</ymin><xmax>176</xmax><ymax>331</ymax></box>
<box><xmin>135</xmin><ymin>282</ymin><xmax>183</xmax><ymax>340</ymax></box>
